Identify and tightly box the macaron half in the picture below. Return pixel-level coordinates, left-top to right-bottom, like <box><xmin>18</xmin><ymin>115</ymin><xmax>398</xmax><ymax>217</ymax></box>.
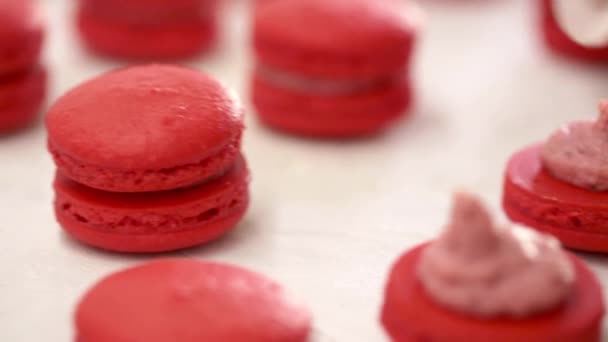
<box><xmin>503</xmin><ymin>144</ymin><xmax>608</xmax><ymax>252</ymax></box>
<box><xmin>46</xmin><ymin>64</ymin><xmax>243</xmax><ymax>193</ymax></box>
<box><xmin>0</xmin><ymin>0</ymin><xmax>44</xmax><ymax>74</ymax></box>
<box><xmin>381</xmin><ymin>244</ymin><xmax>604</xmax><ymax>341</ymax></box>
<box><xmin>0</xmin><ymin>0</ymin><xmax>46</xmax><ymax>133</ymax></box>
<box><xmin>0</xmin><ymin>67</ymin><xmax>46</xmax><ymax>133</ymax></box>
<box><xmin>75</xmin><ymin>259</ymin><xmax>312</xmax><ymax>342</ymax></box>
<box><xmin>540</xmin><ymin>0</ymin><xmax>608</xmax><ymax>62</ymax></box>
<box><xmin>54</xmin><ymin>155</ymin><xmax>249</xmax><ymax>253</ymax></box>
<box><xmin>77</xmin><ymin>0</ymin><xmax>218</xmax><ymax>59</ymax></box>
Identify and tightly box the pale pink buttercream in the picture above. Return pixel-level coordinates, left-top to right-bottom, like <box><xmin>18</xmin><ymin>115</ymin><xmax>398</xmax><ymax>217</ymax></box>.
<box><xmin>542</xmin><ymin>100</ymin><xmax>608</xmax><ymax>191</ymax></box>
<box><xmin>418</xmin><ymin>192</ymin><xmax>574</xmax><ymax>318</ymax></box>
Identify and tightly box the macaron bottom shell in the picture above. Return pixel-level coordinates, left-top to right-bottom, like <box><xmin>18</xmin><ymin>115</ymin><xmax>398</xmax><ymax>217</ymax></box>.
<box><xmin>503</xmin><ymin>144</ymin><xmax>608</xmax><ymax>253</ymax></box>
<box><xmin>54</xmin><ymin>156</ymin><xmax>250</xmax><ymax>253</ymax></box>
<box><xmin>252</xmin><ymin>74</ymin><xmax>412</xmax><ymax>138</ymax></box>
<box><xmin>381</xmin><ymin>244</ymin><xmax>604</xmax><ymax>342</ymax></box>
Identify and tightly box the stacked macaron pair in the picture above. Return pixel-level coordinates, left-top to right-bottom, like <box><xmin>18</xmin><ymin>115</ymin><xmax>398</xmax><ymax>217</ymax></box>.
<box><xmin>46</xmin><ymin>64</ymin><xmax>249</xmax><ymax>253</ymax></box>
<box><xmin>77</xmin><ymin>0</ymin><xmax>219</xmax><ymax>59</ymax></box>
<box><xmin>251</xmin><ymin>0</ymin><xmax>421</xmax><ymax>137</ymax></box>
<box><xmin>0</xmin><ymin>0</ymin><xmax>46</xmax><ymax>133</ymax></box>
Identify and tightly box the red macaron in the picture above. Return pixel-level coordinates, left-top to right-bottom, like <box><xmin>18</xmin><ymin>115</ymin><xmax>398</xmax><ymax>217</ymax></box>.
<box><xmin>540</xmin><ymin>0</ymin><xmax>608</xmax><ymax>62</ymax></box>
<box><xmin>0</xmin><ymin>67</ymin><xmax>46</xmax><ymax>133</ymax></box>
<box><xmin>381</xmin><ymin>244</ymin><xmax>604</xmax><ymax>342</ymax></box>
<box><xmin>0</xmin><ymin>0</ymin><xmax>44</xmax><ymax>75</ymax></box>
<box><xmin>503</xmin><ymin>144</ymin><xmax>608</xmax><ymax>253</ymax></box>
<box><xmin>46</xmin><ymin>64</ymin><xmax>243</xmax><ymax>193</ymax></box>
<box><xmin>77</xmin><ymin>0</ymin><xmax>218</xmax><ymax>59</ymax></box>
<box><xmin>75</xmin><ymin>259</ymin><xmax>312</xmax><ymax>342</ymax></box>
<box><xmin>54</xmin><ymin>155</ymin><xmax>249</xmax><ymax>253</ymax></box>
<box><xmin>252</xmin><ymin>0</ymin><xmax>420</xmax><ymax>137</ymax></box>
<box><xmin>0</xmin><ymin>0</ymin><xmax>46</xmax><ymax>133</ymax></box>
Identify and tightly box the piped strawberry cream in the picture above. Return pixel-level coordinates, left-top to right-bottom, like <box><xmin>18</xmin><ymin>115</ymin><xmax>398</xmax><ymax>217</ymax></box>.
<box><xmin>542</xmin><ymin>100</ymin><xmax>608</xmax><ymax>191</ymax></box>
<box><xmin>503</xmin><ymin>100</ymin><xmax>608</xmax><ymax>252</ymax></box>
<box><xmin>381</xmin><ymin>192</ymin><xmax>604</xmax><ymax>342</ymax></box>
<box><xmin>418</xmin><ymin>192</ymin><xmax>574</xmax><ymax>318</ymax></box>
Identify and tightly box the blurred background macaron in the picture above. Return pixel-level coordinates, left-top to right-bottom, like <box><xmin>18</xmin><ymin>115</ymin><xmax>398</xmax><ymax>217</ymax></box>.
<box><xmin>540</xmin><ymin>0</ymin><xmax>608</xmax><ymax>62</ymax></box>
<box><xmin>0</xmin><ymin>0</ymin><xmax>46</xmax><ymax>133</ymax></box>
<box><xmin>52</xmin><ymin>155</ymin><xmax>249</xmax><ymax>253</ymax></box>
<box><xmin>251</xmin><ymin>0</ymin><xmax>422</xmax><ymax>138</ymax></box>
<box><xmin>75</xmin><ymin>0</ymin><xmax>220</xmax><ymax>60</ymax></box>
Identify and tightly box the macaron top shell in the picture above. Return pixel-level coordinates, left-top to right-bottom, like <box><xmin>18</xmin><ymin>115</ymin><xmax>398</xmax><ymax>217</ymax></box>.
<box><xmin>79</xmin><ymin>0</ymin><xmax>219</xmax><ymax>21</ymax></box>
<box><xmin>46</xmin><ymin>64</ymin><xmax>243</xmax><ymax>171</ymax></box>
<box><xmin>254</xmin><ymin>0</ymin><xmax>419</xmax><ymax>74</ymax></box>
<box><xmin>79</xmin><ymin>0</ymin><xmax>217</xmax><ymax>10</ymax></box>
<box><xmin>76</xmin><ymin>259</ymin><xmax>312</xmax><ymax>342</ymax></box>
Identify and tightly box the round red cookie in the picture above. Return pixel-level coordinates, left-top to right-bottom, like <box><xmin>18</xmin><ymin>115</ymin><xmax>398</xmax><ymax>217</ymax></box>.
<box><xmin>54</xmin><ymin>155</ymin><xmax>249</xmax><ymax>253</ymax></box>
<box><xmin>381</xmin><ymin>244</ymin><xmax>605</xmax><ymax>342</ymax></box>
<box><xmin>539</xmin><ymin>0</ymin><xmax>608</xmax><ymax>62</ymax></box>
<box><xmin>252</xmin><ymin>73</ymin><xmax>411</xmax><ymax>137</ymax></box>
<box><xmin>77</xmin><ymin>11</ymin><xmax>216</xmax><ymax>60</ymax></box>
<box><xmin>503</xmin><ymin>144</ymin><xmax>608</xmax><ymax>252</ymax></box>
<box><xmin>0</xmin><ymin>0</ymin><xmax>44</xmax><ymax>75</ymax></box>
<box><xmin>253</xmin><ymin>0</ymin><xmax>418</xmax><ymax>80</ymax></box>
<box><xmin>77</xmin><ymin>0</ymin><xmax>217</xmax><ymax>59</ymax></box>
<box><xmin>75</xmin><ymin>259</ymin><xmax>312</xmax><ymax>342</ymax></box>
<box><xmin>46</xmin><ymin>64</ymin><xmax>243</xmax><ymax>193</ymax></box>
<box><xmin>0</xmin><ymin>67</ymin><xmax>46</xmax><ymax>133</ymax></box>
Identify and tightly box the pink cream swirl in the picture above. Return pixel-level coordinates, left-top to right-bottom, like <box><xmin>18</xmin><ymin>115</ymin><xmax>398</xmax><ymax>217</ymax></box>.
<box><xmin>542</xmin><ymin>100</ymin><xmax>608</xmax><ymax>191</ymax></box>
<box><xmin>417</xmin><ymin>192</ymin><xmax>574</xmax><ymax>318</ymax></box>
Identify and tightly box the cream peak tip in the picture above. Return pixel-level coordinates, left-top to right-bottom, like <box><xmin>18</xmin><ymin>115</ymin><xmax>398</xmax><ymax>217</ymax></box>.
<box><xmin>595</xmin><ymin>99</ymin><xmax>608</xmax><ymax>130</ymax></box>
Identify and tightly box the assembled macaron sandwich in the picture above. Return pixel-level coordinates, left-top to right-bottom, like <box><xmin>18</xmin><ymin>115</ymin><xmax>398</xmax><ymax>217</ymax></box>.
<box><xmin>46</xmin><ymin>64</ymin><xmax>249</xmax><ymax>253</ymax></box>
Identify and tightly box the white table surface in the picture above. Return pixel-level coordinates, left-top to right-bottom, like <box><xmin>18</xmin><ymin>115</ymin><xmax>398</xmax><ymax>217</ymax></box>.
<box><xmin>3</xmin><ymin>0</ymin><xmax>608</xmax><ymax>341</ymax></box>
